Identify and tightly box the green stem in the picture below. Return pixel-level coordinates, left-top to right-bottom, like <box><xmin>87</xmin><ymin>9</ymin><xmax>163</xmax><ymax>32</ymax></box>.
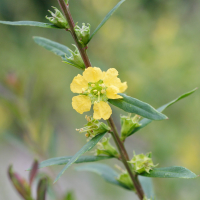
<box><xmin>57</xmin><ymin>0</ymin><xmax>91</xmax><ymax>68</ymax></box>
<box><xmin>107</xmin><ymin>118</ymin><xmax>144</xmax><ymax>200</ymax></box>
<box><xmin>57</xmin><ymin>1</ymin><xmax>144</xmax><ymax>199</ymax></box>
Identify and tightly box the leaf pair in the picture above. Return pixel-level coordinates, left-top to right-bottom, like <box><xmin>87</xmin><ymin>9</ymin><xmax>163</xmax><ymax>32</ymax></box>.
<box><xmin>0</xmin><ymin>0</ymin><xmax>126</xmax><ymax>44</ymax></box>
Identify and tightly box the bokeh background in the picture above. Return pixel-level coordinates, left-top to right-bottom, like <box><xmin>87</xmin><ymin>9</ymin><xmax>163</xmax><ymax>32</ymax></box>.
<box><xmin>0</xmin><ymin>0</ymin><xmax>199</xmax><ymax>199</ymax></box>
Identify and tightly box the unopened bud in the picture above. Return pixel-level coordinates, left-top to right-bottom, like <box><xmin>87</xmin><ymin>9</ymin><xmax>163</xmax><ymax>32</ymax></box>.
<box><xmin>77</xmin><ymin>116</ymin><xmax>110</xmax><ymax>138</ymax></box>
<box><xmin>120</xmin><ymin>114</ymin><xmax>141</xmax><ymax>141</ymax></box>
<box><xmin>117</xmin><ymin>171</ymin><xmax>135</xmax><ymax>190</ymax></box>
<box><xmin>96</xmin><ymin>136</ymin><xmax>119</xmax><ymax>157</ymax></box>
<box><xmin>128</xmin><ymin>152</ymin><xmax>158</xmax><ymax>174</ymax></box>
<box><xmin>74</xmin><ymin>23</ymin><xmax>91</xmax><ymax>46</ymax></box>
<box><xmin>64</xmin><ymin>45</ymin><xmax>85</xmax><ymax>70</ymax></box>
<box><xmin>46</xmin><ymin>7</ymin><xmax>68</xmax><ymax>29</ymax></box>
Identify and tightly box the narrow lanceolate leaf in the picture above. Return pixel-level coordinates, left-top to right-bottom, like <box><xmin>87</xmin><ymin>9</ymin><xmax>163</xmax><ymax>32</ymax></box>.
<box><xmin>33</xmin><ymin>37</ymin><xmax>82</xmax><ymax>69</ymax></box>
<box><xmin>33</xmin><ymin>37</ymin><xmax>71</xmax><ymax>61</ymax></box>
<box><xmin>88</xmin><ymin>0</ymin><xmax>126</xmax><ymax>43</ymax></box>
<box><xmin>109</xmin><ymin>93</ymin><xmax>167</xmax><ymax>120</ymax></box>
<box><xmin>140</xmin><ymin>167</ymin><xmax>198</xmax><ymax>179</ymax></box>
<box><xmin>54</xmin><ymin>132</ymin><xmax>106</xmax><ymax>183</ymax></box>
<box><xmin>75</xmin><ymin>163</ymin><xmax>131</xmax><ymax>190</ymax></box>
<box><xmin>39</xmin><ymin>155</ymin><xmax>113</xmax><ymax>169</ymax></box>
<box><xmin>138</xmin><ymin>176</ymin><xmax>155</xmax><ymax>199</ymax></box>
<box><xmin>130</xmin><ymin>88</ymin><xmax>198</xmax><ymax>135</ymax></box>
<box><xmin>0</xmin><ymin>21</ymin><xmax>59</xmax><ymax>28</ymax></box>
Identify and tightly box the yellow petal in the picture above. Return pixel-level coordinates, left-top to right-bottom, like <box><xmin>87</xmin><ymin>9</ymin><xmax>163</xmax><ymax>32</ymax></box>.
<box><xmin>105</xmin><ymin>68</ymin><xmax>119</xmax><ymax>78</ymax></box>
<box><xmin>93</xmin><ymin>101</ymin><xmax>112</xmax><ymax>120</ymax></box>
<box><xmin>70</xmin><ymin>74</ymin><xmax>88</xmax><ymax>93</ymax></box>
<box><xmin>83</xmin><ymin>67</ymin><xmax>103</xmax><ymax>83</ymax></box>
<box><xmin>119</xmin><ymin>81</ymin><xmax>128</xmax><ymax>93</ymax></box>
<box><xmin>106</xmin><ymin>86</ymin><xmax>122</xmax><ymax>99</ymax></box>
<box><xmin>72</xmin><ymin>95</ymin><xmax>91</xmax><ymax>114</ymax></box>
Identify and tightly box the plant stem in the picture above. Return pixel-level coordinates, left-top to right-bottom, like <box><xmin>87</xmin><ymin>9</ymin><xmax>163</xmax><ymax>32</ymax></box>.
<box><xmin>57</xmin><ymin>0</ymin><xmax>91</xmax><ymax>68</ymax></box>
<box><xmin>57</xmin><ymin>1</ymin><xmax>144</xmax><ymax>199</ymax></box>
<box><xmin>107</xmin><ymin>118</ymin><xmax>144</xmax><ymax>200</ymax></box>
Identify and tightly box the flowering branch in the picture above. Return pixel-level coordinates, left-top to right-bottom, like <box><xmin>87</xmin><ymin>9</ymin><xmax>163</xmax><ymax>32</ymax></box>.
<box><xmin>57</xmin><ymin>0</ymin><xmax>145</xmax><ymax>199</ymax></box>
<box><xmin>57</xmin><ymin>0</ymin><xmax>91</xmax><ymax>68</ymax></box>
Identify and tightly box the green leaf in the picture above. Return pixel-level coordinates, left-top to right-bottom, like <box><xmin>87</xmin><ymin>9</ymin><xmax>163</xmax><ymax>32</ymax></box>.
<box><xmin>54</xmin><ymin>132</ymin><xmax>106</xmax><ymax>183</ymax></box>
<box><xmin>75</xmin><ymin>163</ymin><xmax>131</xmax><ymax>190</ymax></box>
<box><xmin>130</xmin><ymin>88</ymin><xmax>198</xmax><ymax>135</ymax></box>
<box><xmin>139</xmin><ymin>176</ymin><xmax>155</xmax><ymax>199</ymax></box>
<box><xmin>0</xmin><ymin>21</ymin><xmax>59</xmax><ymax>28</ymax></box>
<box><xmin>109</xmin><ymin>93</ymin><xmax>167</xmax><ymax>120</ymax></box>
<box><xmin>37</xmin><ymin>178</ymin><xmax>48</xmax><ymax>200</ymax></box>
<box><xmin>88</xmin><ymin>0</ymin><xmax>126</xmax><ymax>43</ymax></box>
<box><xmin>33</xmin><ymin>37</ymin><xmax>84</xmax><ymax>69</ymax></box>
<box><xmin>39</xmin><ymin>155</ymin><xmax>113</xmax><ymax>169</ymax></box>
<box><xmin>140</xmin><ymin>166</ymin><xmax>198</xmax><ymax>179</ymax></box>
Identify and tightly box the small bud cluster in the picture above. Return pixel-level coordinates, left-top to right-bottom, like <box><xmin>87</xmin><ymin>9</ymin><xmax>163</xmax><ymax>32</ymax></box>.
<box><xmin>120</xmin><ymin>114</ymin><xmax>141</xmax><ymax>141</ymax></box>
<box><xmin>65</xmin><ymin>45</ymin><xmax>85</xmax><ymax>69</ymax></box>
<box><xmin>96</xmin><ymin>136</ymin><xmax>119</xmax><ymax>157</ymax></box>
<box><xmin>115</xmin><ymin>165</ymin><xmax>135</xmax><ymax>190</ymax></box>
<box><xmin>46</xmin><ymin>7</ymin><xmax>69</xmax><ymax>29</ymax></box>
<box><xmin>76</xmin><ymin>116</ymin><xmax>110</xmax><ymax>138</ymax></box>
<box><xmin>74</xmin><ymin>23</ymin><xmax>91</xmax><ymax>46</ymax></box>
<box><xmin>128</xmin><ymin>152</ymin><xmax>158</xmax><ymax>174</ymax></box>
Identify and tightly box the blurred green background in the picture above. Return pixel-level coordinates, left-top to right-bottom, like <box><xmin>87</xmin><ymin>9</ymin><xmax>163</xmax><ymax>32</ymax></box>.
<box><xmin>0</xmin><ymin>0</ymin><xmax>199</xmax><ymax>199</ymax></box>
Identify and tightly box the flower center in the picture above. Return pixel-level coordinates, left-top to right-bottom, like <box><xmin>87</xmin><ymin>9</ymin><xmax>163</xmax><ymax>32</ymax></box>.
<box><xmin>84</xmin><ymin>80</ymin><xmax>108</xmax><ymax>103</ymax></box>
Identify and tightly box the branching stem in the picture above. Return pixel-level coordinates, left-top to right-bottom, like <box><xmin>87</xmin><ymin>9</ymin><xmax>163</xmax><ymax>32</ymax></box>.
<box><xmin>107</xmin><ymin>118</ymin><xmax>144</xmax><ymax>200</ymax></box>
<box><xmin>57</xmin><ymin>0</ymin><xmax>144</xmax><ymax>199</ymax></box>
<box><xmin>57</xmin><ymin>0</ymin><xmax>91</xmax><ymax>68</ymax></box>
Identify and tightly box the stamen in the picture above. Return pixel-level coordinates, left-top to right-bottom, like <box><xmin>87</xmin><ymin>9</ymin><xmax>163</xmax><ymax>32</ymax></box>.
<box><xmin>101</xmin><ymin>89</ymin><xmax>105</xmax><ymax>94</ymax></box>
<box><xmin>101</xmin><ymin>83</ymin><xmax>106</xmax><ymax>88</ymax></box>
<box><xmin>91</xmin><ymin>84</ymin><xmax>95</xmax><ymax>87</ymax></box>
<box><xmin>93</xmin><ymin>89</ymin><xmax>97</xmax><ymax>93</ymax></box>
<box><xmin>85</xmin><ymin>133</ymin><xmax>90</xmax><ymax>137</ymax></box>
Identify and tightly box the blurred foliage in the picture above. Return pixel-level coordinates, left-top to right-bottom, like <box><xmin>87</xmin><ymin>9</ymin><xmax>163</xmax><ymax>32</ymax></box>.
<box><xmin>0</xmin><ymin>0</ymin><xmax>199</xmax><ymax>200</ymax></box>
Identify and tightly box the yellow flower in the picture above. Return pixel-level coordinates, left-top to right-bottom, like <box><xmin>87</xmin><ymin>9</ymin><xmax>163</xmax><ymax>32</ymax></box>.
<box><xmin>70</xmin><ymin>67</ymin><xmax>127</xmax><ymax>120</ymax></box>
